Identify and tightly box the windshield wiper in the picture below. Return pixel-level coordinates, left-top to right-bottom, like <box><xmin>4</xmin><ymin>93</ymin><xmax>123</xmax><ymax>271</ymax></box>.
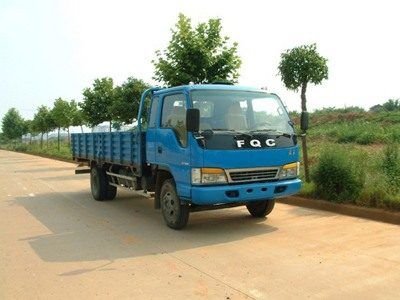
<box><xmin>212</xmin><ymin>129</ymin><xmax>253</xmax><ymax>138</ymax></box>
<box><xmin>249</xmin><ymin>129</ymin><xmax>293</xmax><ymax>138</ymax></box>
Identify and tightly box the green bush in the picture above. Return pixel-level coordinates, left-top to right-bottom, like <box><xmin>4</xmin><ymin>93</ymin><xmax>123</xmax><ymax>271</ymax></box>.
<box><xmin>312</xmin><ymin>148</ymin><xmax>365</xmax><ymax>202</ymax></box>
<box><xmin>358</xmin><ymin>175</ymin><xmax>390</xmax><ymax>207</ymax></box>
<box><xmin>382</xmin><ymin>144</ymin><xmax>400</xmax><ymax>193</ymax></box>
<box><xmin>355</xmin><ymin>132</ymin><xmax>376</xmax><ymax>145</ymax></box>
<box><xmin>299</xmin><ymin>182</ymin><xmax>316</xmax><ymax>198</ymax></box>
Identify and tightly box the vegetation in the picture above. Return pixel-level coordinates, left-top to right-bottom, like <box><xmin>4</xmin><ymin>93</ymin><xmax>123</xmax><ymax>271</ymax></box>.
<box><xmin>52</xmin><ymin>98</ymin><xmax>74</xmax><ymax>149</ymax></box>
<box><xmin>293</xmin><ymin>108</ymin><xmax>400</xmax><ymax>211</ymax></box>
<box><xmin>153</xmin><ymin>13</ymin><xmax>241</xmax><ymax>86</ymax></box>
<box><xmin>80</xmin><ymin>77</ymin><xmax>116</xmax><ymax>131</ymax></box>
<box><xmin>31</xmin><ymin>105</ymin><xmax>54</xmax><ymax>148</ymax></box>
<box><xmin>278</xmin><ymin>43</ymin><xmax>329</xmax><ymax>182</ymax></box>
<box><xmin>110</xmin><ymin>77</ymin><xmax>150</xmax><ymax>124</ymax></box>
<box><xmin>312</xmin><ymin>148</ymin><xmax>365</xmax><ymax>202</ymax></box>
<box><xmin>1</xmin><ymin>108</ymin><xmax>26</xmax><ymax>140</ymax></box>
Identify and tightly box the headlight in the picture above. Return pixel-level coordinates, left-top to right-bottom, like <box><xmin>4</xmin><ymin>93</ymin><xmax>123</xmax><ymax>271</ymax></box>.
<box><xmin>191</xmin><ymin>168</ymin><xmax>227</xmax><ymax>185</ymax></box>
<box><xmin>279</xmin><ymin>162</ymin><xmax>300</xmax><ymax>179</ymax></box>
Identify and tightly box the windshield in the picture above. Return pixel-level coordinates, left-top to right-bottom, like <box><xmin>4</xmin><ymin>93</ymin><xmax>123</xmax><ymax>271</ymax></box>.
<box><xmin>190</xmin><ymin>90</ymin><xmax>294</xmax><ymax>134</ymax></box>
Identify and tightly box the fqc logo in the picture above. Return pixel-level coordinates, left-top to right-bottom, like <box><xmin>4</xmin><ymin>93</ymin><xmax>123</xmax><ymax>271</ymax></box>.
<box><xmin>236</xmin><ymin>139</ymin><xmax>276</xmax><ymax>148</ymax></box>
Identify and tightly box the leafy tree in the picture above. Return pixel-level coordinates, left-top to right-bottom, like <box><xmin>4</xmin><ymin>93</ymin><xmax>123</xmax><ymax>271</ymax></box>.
<box><xmin>32</xmin><ymin>105</ymin><xmax>54</xmax><ymax>148</ymax></box>
<box><xmin>110</xmin><ymin>77</ymin><xmax>150</xmax><ymax>125</ymax></box>
<box><xmin>153</xmin><ymin>13</ymin><xmax>241</xmax><ymax>86</ymax></box>
<box><xmin>369</xmin><ymin>104</ymin><xmax>383</xmax><ymax>112</ymax></box>
<box><xmin>1</xmin><ymin>108</ymin><xmax>25</xmax><ymax>140</ymax></box>
<box><xmin>80</xmin><ymin>77</ymin><xmax>116</xmax><ymax>131</ymax></box>
<box><xmin>382</xmin><ymin>99</ymin><xmax>400</xmax><ymax>112</ymax></box>
<box><xmin>52</xmin><ymin>98</ymin><xmax>73</xmax><ymax>150</ymax></box>
<box><xmin>24</xmin><ymin>119</ymin><xmax>37</xmax><ymax>144</ymax></box>
<box><xmin>278</xmin><ymin>43</ymin><xmax>328</xmax><ymax>182</ymax></box>
<box><xmin>70</xmin><ymin>100</ymin><xmax>85</xmax><ymax>133</ymax></box>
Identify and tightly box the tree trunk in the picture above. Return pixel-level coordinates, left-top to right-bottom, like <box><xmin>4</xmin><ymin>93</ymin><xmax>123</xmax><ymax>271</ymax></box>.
<box><xmin>80</xmin><ymin>125</ymin><xmax>83</xmax><ymax>133</ymax></box>
<box><xmin>57</xmin><ymin>127</ymin><xmax>60</xmax><ymax>151</ymax></box>
<box><xmin>109</xmin><ymin>121</ymin><xmax>112</xmax><ymax>132</ymax></box>
<box><xmin>300</xmin><ymin>82</ymin><xmax>310</xmax><ymax>183</ymax></box>
<box><xmin>46</xmin><ymin>132</ymin><xmax>49</xmax><ymax>147</ymax></box>
<box><xmin>67</xmin><ymin>127</ymin><xmax>70</xmax><ymax>146</ymax></box>
<box><xmin>40</xmin><ymin>133</ymin><xmax>43</xmax><ymax>149</ymax></box>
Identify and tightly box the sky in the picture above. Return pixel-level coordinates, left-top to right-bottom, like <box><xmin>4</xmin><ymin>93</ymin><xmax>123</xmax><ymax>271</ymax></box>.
<box><xmin>1</xmin><ymin>0</ymin><xmax>399</xmax><ymax>121</ymax></box>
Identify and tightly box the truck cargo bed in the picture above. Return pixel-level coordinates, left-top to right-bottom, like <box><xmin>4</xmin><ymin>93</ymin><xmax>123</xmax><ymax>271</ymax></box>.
<box><xmin>71</xmin><ymin>132</ymin><xmax>145</xmax><ymax>167</ymax></box>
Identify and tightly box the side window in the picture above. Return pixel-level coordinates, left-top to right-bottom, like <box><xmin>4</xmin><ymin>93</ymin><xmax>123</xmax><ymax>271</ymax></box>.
<box><xmin>161</xmin><ymin>94</ymin><xmax>187</xmax><ymax>147</ymax></box>
<box><xmin>148</xmin><ymin>96</ymin><xmax>159</xmax><ymax>128</ymax></box>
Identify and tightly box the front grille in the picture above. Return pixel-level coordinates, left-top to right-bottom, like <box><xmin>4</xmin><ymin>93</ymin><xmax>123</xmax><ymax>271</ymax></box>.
<box><xmin>227</xmin><ymin>168</ymin><xmax>279</xmax><ymax>183</ymax></box>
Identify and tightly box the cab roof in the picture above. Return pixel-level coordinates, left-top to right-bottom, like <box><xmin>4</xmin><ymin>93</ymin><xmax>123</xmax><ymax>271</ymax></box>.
<box><xmin>152</xmin><ymin>84</ymin><xmax>266</xmax><ymax>96</ymax></box>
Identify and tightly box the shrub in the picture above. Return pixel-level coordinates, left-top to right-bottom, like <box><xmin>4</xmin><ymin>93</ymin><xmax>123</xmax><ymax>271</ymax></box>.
<box><xmin>355</xmin><ymin>132</ymin><xmax>376</xmax><ymax>145</ymax></box>
<box><xmin>299</xmin><ymin>182</ymin><xmax>316</xmax><ymax>198</ymax></box>
<box><xmin>382</xmin><ymin>144</ymin><xmax>400</xmax><ymax>193</ymax></box>
<box><xmin>358</xmin><ymin>175</ymin><xmax>390</xmax><ymax>207</ymax></box>
<box><xmin>312</xmin><ymin>148</ymin><xmax>365</xmax><ymax>202</ymax></box>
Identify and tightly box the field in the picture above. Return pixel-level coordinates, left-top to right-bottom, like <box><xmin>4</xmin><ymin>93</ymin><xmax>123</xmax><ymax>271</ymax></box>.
<box><xmin>292</xmin><ymin>110</ymin><xmax>400</xmax><ymax>210</ymax></box>
<box><xmin>1</xmin><ymin>110</ymin><xmax>400</xmax><ymax>211</ymax></box>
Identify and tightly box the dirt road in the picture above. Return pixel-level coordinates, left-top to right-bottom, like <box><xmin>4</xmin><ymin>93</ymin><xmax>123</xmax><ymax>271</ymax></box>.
<box><xmin>1</xmin><ymin>150</ymin><xmax>399</xmax><ymax>299</ymax></box>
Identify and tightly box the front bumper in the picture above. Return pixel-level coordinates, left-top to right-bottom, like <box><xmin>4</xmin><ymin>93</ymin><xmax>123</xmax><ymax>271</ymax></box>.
<box><xmin>190</xmin><ymin>178</ymin><xmax>301</xmax><ymax>205</ymax></box>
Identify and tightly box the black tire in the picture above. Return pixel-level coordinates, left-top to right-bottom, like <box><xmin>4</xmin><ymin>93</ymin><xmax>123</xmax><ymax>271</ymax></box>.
<box><xmin>90</xmin><ymin>166</ymin><xmax>117</xmax><ymax>201</ymax></box>
<box><xmin>160</xmin><ymin>179</ymin><xmax>189</xmax><ymax>229</ymax></box>
<box><xmin>246</xmin><ymin>200</ymin><xmax>275</xmax><ymax>218</ymax></box>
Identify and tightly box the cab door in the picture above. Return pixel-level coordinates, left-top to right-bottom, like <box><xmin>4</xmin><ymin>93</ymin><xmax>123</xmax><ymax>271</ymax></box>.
<box><xmin>155</xmin><ymin>93</ymin><xmax>191</xmax><ymax>198</ymax></box>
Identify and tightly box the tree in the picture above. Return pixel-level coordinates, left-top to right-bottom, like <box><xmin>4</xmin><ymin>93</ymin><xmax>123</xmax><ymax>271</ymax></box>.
<box><xmin>382</xmin><ymin>99</ymin><xmax>400</xmax><ymax>112</ymax></box>
<box><xmin>52</xmin><ymin>98</ymin><xmax>73</xmax><ymax>150</ymax></box>
<box><xmin>369</xmin><ymin>104</ymin><xmax>383</xmax><ymax>113</ymax></box>
<box><xmin>24</xmin><ymin>119</ymin><xmax>37</xmax><ymax>144</ymax></box>
<box><xmin>153</xmin><ymin>13</ymin><xmax>241</xmax><ymax>86</ymax></box>
<box><xmin>32</xmin><ymin>105</ymin><xmax>53</xmax><ymax>148</ymax></box>
<box><xmin>70</xmin><ymin>100</ymin><xmax>85</xmax><ymax>133</ymax></box>
<box><xmin>110</xmin><ymin>77</ymin><xmax>150</xmax><ymax>125</ymax></box>
<box><xmin>80</xmin><ymin>77</ymin><xmax>116</xmax><ymax>131</ymax></box>
<box><xmin>1</xmin><ymin>108</ymin><xmax>25</xmax><ymax>140</ymax></box>
<box><xmin>278</xmin><ymin>43</ymin><xmax>328</xmax><ymax>182</ymax></box>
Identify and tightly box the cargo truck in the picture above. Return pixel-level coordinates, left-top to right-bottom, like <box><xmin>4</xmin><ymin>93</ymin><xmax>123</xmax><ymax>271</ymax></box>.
<box><xmin>71</xmin><ymin>84</ymin><xmax>301</xmax><ymax>229</ymax></box>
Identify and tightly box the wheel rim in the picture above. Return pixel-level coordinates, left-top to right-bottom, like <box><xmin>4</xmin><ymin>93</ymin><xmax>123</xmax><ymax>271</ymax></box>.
<box><xmin>163</xmin><ymin>191</ymin><xmax>179</xmax><ymax>223</ymax></box>
<box><xmin>91</xmin><ymin>171</ymin><xmax>97</xmax><ymax>188</ymax></box>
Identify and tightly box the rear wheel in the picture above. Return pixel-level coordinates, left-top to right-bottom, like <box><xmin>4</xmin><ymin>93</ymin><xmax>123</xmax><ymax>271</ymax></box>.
<box><xmin>160</xmin><ymin>179</ymin><xmax>189</xmax><ymax>229</ymax></box>
<box><xmin>246</xmin><ymin>200</ymin><xmax>275</xmax><ymax>218</ymax></box>
<box><xmin>90</xmin><ymin>166</ymin><xmax>117</xmax><ymax>201</ymax></box>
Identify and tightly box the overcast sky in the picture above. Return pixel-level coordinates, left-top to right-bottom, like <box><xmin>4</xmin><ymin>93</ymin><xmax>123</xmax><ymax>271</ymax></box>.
<box><xmin>1</xmin><ymin>0</ymin><xmax>399</xmax><ymax>120</ymax></box>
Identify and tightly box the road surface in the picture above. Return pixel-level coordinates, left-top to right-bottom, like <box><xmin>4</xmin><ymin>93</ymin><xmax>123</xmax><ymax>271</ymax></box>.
<box><xmin>1</xmin><ymin>150</ymin><xmax>400</xmax><ymax>299</ymax></box>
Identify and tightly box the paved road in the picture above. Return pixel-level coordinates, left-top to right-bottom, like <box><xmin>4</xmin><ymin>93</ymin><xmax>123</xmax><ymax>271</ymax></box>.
<box><xmin>1</xmin><ymin>150</ymin><xmax>400</xmax><ymax>299</ymax></box>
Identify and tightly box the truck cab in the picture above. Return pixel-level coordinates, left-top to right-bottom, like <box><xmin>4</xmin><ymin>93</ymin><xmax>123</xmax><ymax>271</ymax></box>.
<box><xmin>141</xmin><ymin>84</ymin><xmax>301</xmax><ymax>228</ymax></box>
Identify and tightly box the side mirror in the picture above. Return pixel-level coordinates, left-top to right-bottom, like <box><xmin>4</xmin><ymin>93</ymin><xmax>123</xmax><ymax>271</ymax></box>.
<box><xmin>186</xmin><ymin>108</ymin><xmax>200</xmax><ymax>133</ymax></box>
<box><xmin>300</xmin><ymin>111</ymin><xmax>309</xmax><ymax>131</ymax></box>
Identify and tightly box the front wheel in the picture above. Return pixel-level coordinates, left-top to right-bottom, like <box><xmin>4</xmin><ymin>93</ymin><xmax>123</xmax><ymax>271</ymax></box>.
<box><xmin>246</xmin><ymin>200</ymin><xmax>275</xmax><ymax>218</ymax></box>
<box><xmin>160</xmin><ymin>179</ymin><xmax>189</xmax><ymax>229</ymax></box>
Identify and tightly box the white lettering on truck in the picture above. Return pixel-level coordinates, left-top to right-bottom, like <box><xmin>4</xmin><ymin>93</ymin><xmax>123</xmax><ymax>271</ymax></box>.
<box><xmin>236</xmin><ymin>139</ymin><xmax>276</xmax><ymax>148</ymax></box>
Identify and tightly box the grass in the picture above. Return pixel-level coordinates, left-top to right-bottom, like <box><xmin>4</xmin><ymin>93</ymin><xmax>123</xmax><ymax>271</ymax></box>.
<box><xmin>0</xmin><ymin>140</ymin><xmax>72</xmax><ymax>161</ymax></box>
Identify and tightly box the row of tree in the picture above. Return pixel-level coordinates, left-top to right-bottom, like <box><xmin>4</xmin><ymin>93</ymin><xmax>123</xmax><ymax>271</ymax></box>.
<box><xmin>1</xmin><ymin>77</ymin><xmax>150</xmax><ymax>150</ymax></box>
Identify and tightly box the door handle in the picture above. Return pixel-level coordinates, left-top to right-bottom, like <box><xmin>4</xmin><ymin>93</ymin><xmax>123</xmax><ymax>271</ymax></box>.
<box><xmin>157</xmin><ymin>146</ymin><xmax>163</xmax><ymax>154</ymax></box>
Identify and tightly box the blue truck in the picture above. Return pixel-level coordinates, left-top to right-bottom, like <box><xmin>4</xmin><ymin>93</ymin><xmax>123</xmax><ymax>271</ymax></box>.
<box><xmin>71</xmin><ymin>84</ymin><xmax>301</xmax><ymax>229</ymax></box>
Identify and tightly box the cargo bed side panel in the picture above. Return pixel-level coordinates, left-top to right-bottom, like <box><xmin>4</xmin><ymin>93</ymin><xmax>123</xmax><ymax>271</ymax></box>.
<box><xmin>71</xmin><ymin>132</ymin><xmax>144</xmax><ymax>167</ymax></box>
